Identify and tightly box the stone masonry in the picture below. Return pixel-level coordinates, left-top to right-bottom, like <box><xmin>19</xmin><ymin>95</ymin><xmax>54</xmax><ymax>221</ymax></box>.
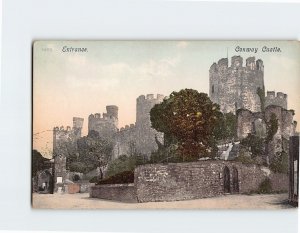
<box><xmin>209</xmin><ymin>56</ymin><xmax>264</xmax><ymax>113</ymax></box>
<box><xmin>52</xmin><ymin>117</ymin><xmax>84</xmax><ymax>192</ymax></box>
<box><xmin>113</xmin><ymin>94</ymin><xmax>164</xmax><ymax>158</ymax></box>
<box><xmin>237</xmin><ymin>105</ymin><xmax>296</xmax><ymax>163</ymax></box>
<box><xmin>90</xmin><ymin>160</ymin><xmax>288</xmax><ymax>202</ymax></box>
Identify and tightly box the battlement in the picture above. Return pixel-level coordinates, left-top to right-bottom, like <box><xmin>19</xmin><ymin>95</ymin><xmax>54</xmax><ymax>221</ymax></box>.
<box><xmin>211</xmin><ymin>56</ymin><xmax>264</xmax><ymax>71</ymax></box>
<box><xmin>217</xmin><ymin>58</ymin><xmax>228</xmax><ymax>68</ymax></box>
<box><xmin>119</xmin><ymin>123</ymin><xmax>136</xmax><ymax>132</ymax></box>
<box><xmin>53</xmin><ymin>126</ymin><xmax>72</xmax><ymax>133</ymax></box>
<box><xmin>231</xmin><ymin>56</ymin><xmax>243</xmax><ymax>68</ymax></box>
<box><xmin>73</xmin><ymin>117</ymin><xmax>84</xmax><ymax>129</ymax></box>
<box><xmin>137</xmin><ymin>94</ymin><xmax>165</xmax><ymax>102</ymax></box>
<box><xmin>265</xmin><ymin>91</ymin><xmax>288</xmax><ymax>109</ymax></box>
<box><xmin>89</xmin><ymin>106</ymin><xmax>118</xmax><ymax>121</ymax></box>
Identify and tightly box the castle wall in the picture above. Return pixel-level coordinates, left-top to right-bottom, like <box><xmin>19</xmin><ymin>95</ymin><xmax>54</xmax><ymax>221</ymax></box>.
<box><xmin>88</xmin><ymin>105</ymin><xmax>118</xmax><ymax>140</ymax></box>
<box><xmin>113</xmin><ymin>124</ymin><xmax>137</xmax><ymax>159</ymax></box>
<box><xmin>265</xmin><ymin>91</ymin><xmax>288</xmax><ymax>109</ymax></box>
<box><xmin>111</xmin><ymin>94</ymin><xmax>164</xmax><ymax>159</ymax></box>
<box><xmin>236</xmin><ymin>105</ymin><xmax>296</xmax><ymax>164</ymax></box>
<box><xmin>209</xmin><ymin>56</ymin><xmax>264</xmax><ymax>113</ymax></box>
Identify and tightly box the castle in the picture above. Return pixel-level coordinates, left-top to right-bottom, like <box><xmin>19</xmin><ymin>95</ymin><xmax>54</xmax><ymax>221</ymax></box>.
<box><xmin>209</xmin><ymin>56</ymin><xmax>288</xmax><ymax>112</ymax></box>
<box><xmin>52</xmin><ymin>94</ymin><xmax>164</xmax><ymax>191</ymax></box>
<box><xmin>210</xmin><ymin>56</ymin><xmax>296</xmax><ymax>163</ymax></box>
<box><xmin>50</xmin><ymin>55</ymin><xmax>296</xmax><ymax>192</ymax></box>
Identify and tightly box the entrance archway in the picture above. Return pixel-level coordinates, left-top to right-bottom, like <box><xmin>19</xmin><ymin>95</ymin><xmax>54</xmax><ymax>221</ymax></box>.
<box><xmin>223</xmin><ymin>166</ymin><xmax>231</xmax><ymax>193</ymax></box>
<box><xmin>232</xmin><ymin>167</ymin><xmax>239</xmax><ymax>193</ymax></box>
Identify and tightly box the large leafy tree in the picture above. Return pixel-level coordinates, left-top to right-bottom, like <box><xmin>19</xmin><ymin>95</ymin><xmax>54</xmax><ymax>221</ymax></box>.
<box><xmin>75</xmin><ymin>131</ymin><xmax>113</xmax><ymax>179</ymax></box>
<box><xmin>150</xmin><ymin>89</ymin><xmax>223</xmax><ymax>161</ymax></box>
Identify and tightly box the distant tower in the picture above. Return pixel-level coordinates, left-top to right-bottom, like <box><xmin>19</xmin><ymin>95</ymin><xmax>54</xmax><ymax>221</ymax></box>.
<box><xmin>209</xmin><ymin>56</ymin><xmax>264</xmax><ymax>113</ymax></box>
<box><xmin>106</xmin><ymin>105</ymin><xmax>119</xmax><ymax>128</ymax></box>
<box><xmin>52</xmin><ymin>117</ymin><xmax>83</xmax><ymax>193</ymax></box>
<box><xmin>88</xmin><ymin>105</ymin><xmax>118</xmax><ymax>139</ymax></box>
<box><xmin>72</xmin><ymin>117</ymin><xmax>84</xmax><ymax>139</ymax></box>
<box><xmin>135</xmin><ymin>94</ymin><xmax>164</xmax><ymax>157</ymax></box>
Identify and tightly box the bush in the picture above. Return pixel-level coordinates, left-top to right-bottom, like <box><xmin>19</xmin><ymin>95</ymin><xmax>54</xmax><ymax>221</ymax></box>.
<box><xmin>234</xmin><ymin>153</ymin><xmax>255</xmax><ymax>165</ymax></box>
<box><xmin>89</xmin><ymin>176</ymin><xmax>98</xmax><ymax>183</ymax></box>
<box><xmin>270</xmin><ymin>152</ymin><xmax>289</xmax><ymax>174</ymax></box>
<box><xmin>257</xmin><ymin>178</ymin><xmax>272</xmax><ymax>194</ymax></box>
<box><xmin>106</xmin><ymin>155</ymin><xmax>137</xmax><ymax>177</ymax></box>
<box><xmin>97</xmin><ymin>170</ymin><xmax>134</xmax><ymax>185</ymax></box>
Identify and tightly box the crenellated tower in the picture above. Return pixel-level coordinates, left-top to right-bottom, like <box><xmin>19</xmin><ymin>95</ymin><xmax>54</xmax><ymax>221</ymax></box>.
<box><xmin>52</xmin><ymin>117</ymin><xmax>83</xmax><ymax>192</ymax></box>
<box><xmin>134</xmin><ymin>94</ymin><xmax>165</xmax><ymax>157</ymax></box>
<box><xmin>209</xmin><ymin>56</ymin><xmax>264</xmax><ymax>113</ymax></box>
<box><xmin>88</xmin><ymin>105</ymin><xmax>118</xmax><ymax>139</ymax></box>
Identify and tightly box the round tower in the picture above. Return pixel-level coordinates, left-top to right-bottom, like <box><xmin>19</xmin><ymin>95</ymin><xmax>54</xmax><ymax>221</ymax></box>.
<box><xmin>73</xmin><ymin>117</ymin><xmax>84</xmax><ymax>129</ymax></box>
<box><xmin>106</xmin><ymin>105</ymin><xmax>118</xmax><ymax>119</ymax></box>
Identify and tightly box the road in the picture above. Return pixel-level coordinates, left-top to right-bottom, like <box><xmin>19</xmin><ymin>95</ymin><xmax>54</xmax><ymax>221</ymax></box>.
<box><xmin>32</xmin><ymin>193</ymin><xmax>293</xmax><ymax>209</ymax></box>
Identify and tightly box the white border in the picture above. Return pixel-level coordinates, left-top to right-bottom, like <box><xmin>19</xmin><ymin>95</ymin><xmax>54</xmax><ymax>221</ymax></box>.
<box><xmin>0</xmin><ymin>0</ymin><xmax>299</xmax><ymax>232</ymax></box>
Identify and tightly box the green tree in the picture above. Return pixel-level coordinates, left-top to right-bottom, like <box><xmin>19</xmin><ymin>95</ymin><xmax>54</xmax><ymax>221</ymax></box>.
<box><xmin>257</xmin><ymin>87</ymin><xmax>265</xmax><ymax>111</ymax></box>
<box><xmin>76</xmin><ymin>131</ymin><xmax>113</xmax><ymax>179</ymax></box>
<box><xmin>240</xmin><ymin>133</ymin><xmax>264</xmax><ymax>158</ymax></box>
<box><xmin>150</xmin><ymin>89</ymin><xmax>223</xmax><ymax>160</ymax></box>
<box><xmin>214</xmin><ymin>112</ymin><xmax>236</xmax><ymax>144</ymax></box>
<box><xmin>266</xmin><ymin>113</ymin><xmax>279</xmax><ymax>143</ymax></box>
<box><xmin>32</xmin><ymin>150</ymin><xmax>50</xmax><ymax>178</ymax></box>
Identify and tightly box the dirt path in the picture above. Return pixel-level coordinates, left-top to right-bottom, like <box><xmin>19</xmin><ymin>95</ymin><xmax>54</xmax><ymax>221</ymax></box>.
<box><xmin>32</xmin><ymin>193</ymin><xmax>293</xmax><ymax>209</ymax></box>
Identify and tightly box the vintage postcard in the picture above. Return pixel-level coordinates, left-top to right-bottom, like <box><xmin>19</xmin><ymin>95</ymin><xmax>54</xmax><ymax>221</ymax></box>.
<box><xmin>32</xmin><ymin>41</ymin><xmax>299</xmax><ymax>209</ymax></box>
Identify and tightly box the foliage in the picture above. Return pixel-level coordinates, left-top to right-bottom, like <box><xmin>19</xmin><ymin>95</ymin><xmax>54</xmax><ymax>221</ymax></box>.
<box><xmin>234</xmin><ymin>154</ymin><xmax>255</xmax><ymax>164</ymax></box>
<box><xmin>97</xmin><ymin>170</ymin><xmax>134</xmax><ymax>185</ymax></box>
<box><xmin>257</xmin><ymin>87</ymin><xmax>265</xmax><ymax>111</ymax></box>
<box><xmin>240</xmin><ymin>133</ymin><xmax>264</xmax><ymax>158</ymax></box>
<box><xmin>214</xmin><ymin>112</ymin><xmax>237</xmax><ymax>143</ymax></box>
<box><xmin>32</xmin><ymin>150</ymin><xmax>50</xmax><ymax>177</ymax></box>
<box><xmin>89</xmin><ymin>176</ymin><xmax>99</xmax><ymax>183</ymax></box>
<box><xmin>257</xmin><ymin>178</ymin><xmax>272</xmax><ymax>194</ymax></box>
<box><xmin>106</xmin><ymin>155</ymin><xmax>137</xmax><ymax>177</ymax></box>
<box><xmin>150</xmin><ymin>89</ymin><xmax>223</xmax><ymax>160</ymax></box>
<box><xmin>270</xmin><ymin>151</ymin><xmax>289</xmax><ymax>174</ymax></box>
<box><xmin>70</xmin><ymin>131</ymin><xmax>113</xmax><ymax>177</ymax></box>
<box><xmin>266</xmin><ymin>113</ymin><xmax>279</xmax><ymax>143</ymax></box>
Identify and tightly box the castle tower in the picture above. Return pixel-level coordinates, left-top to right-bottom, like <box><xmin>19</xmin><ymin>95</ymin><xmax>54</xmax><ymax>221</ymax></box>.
<box><xmin>88</xmin><ymin>105</ymin><xmax>118</xmax><ymax>139</ymax></box>
<box><xmin>209</xmin><ymin>56</ymin><xmax>264</xmax><ymax>113</ymax></box>
<box><xmin>106</xmin><ymin>105</ymin><xmax>118</xmax><ymax>128</ymax></box>
<box><xmin>72</xmin><ymin>117</ymin><xmax>84</xmax><ymax>139</ymax></box>
<box><xmin>135</xmin><ymin>94</ymin><xmax>164</xmax><ymax>157</ymax></box>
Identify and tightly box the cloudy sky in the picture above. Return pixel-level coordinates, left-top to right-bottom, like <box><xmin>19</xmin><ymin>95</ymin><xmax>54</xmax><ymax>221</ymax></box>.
<box><xmin>33</xmin><ymin>41</ymin><xmax>300</xmax><ymax>158</ymax></box>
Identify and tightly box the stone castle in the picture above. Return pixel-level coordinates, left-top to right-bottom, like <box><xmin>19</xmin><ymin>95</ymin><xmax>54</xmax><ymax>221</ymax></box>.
<box><xmin>51</xmin><ymin>94</ymin><xmax>164</xmax><ymax>191</ymax></box>
<box><xmin>85</xmin><ymin>94</ymin><xmax>165</xmax><ymax>159</ymax></box>
<box><xmin>49</xmin><ymin>55</ymin><xmax>296</xmax><ymax>192</ymax></box>
<box><xmin>210</xmin><ymin>56</ymin><xmax>296</xmax><ymax>163</ymax></box>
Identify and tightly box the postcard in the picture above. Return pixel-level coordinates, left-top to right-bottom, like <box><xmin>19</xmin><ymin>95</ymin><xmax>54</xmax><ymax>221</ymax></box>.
<box><xmin>32</xmin><ymin>41</ymin><xmax>299</xmax><ymax>209</ymax></box>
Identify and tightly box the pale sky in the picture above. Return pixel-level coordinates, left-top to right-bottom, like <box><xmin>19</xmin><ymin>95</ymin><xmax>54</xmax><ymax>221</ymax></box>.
<box><xmin>33</xmin><ymin>41</ymin><xmax>300</xmax><ymax>158</ymax></box>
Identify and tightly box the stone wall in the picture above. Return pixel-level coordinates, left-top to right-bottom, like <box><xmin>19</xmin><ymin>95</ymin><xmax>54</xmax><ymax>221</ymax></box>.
<box><xmin>134</xmin><ymin>161</ymin><xmax>288</xmax><ymax>203</ymax></box>
<box><xmin>90</xmin><ymin>183</ymin><xmax>137</xmax><ymax>202</ymax></box>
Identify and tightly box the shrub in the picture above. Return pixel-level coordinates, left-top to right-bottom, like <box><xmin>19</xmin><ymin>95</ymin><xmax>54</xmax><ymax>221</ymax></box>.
<box><xmin>270</xmin><ymin>151</ymin><xmax>289</xmax><ymax>174</ymax></box>
<box><xmin>89</xmin><ymin>176</ymin><xmax>98</xmax><ymax>183</ymax></box>
<box><xmin>257</xmin><ymin>178</ymin><xmax>272</xmax><ymax>194</ymax></box>
<box><xmin>97</xmin><ymin>170</ymin><xmax>134</xmax><ymax>185</ymax></box>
